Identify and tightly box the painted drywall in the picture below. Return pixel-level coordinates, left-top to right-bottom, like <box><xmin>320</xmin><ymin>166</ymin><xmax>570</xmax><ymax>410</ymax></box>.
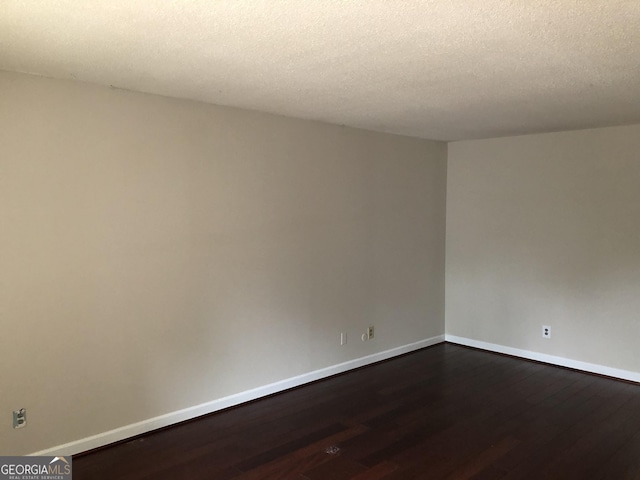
<box><xmin>0</xmin><ymin>71</ymin><xmax>447</xmax><ymax>455</ymax></box>
<box><xmin>446</xmin><ymin>125</ymin><xmax>640</xmax><ymax>374</ymax></box>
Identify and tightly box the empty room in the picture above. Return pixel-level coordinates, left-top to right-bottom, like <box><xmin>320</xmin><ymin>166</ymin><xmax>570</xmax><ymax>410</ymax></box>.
<box><xmin>1</xmin><ymin>1</ymin><xmax>639</xmax><ymax>479</ymax></box>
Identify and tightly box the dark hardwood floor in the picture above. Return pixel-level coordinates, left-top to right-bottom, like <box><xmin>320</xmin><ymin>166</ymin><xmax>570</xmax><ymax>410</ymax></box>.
<box><xmin>73</xmin><ymin>343</ymin><xmax>640</xmax><ymax>479</ymax></box>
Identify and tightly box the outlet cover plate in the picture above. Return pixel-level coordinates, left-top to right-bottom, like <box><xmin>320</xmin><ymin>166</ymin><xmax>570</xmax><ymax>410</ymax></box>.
<box><xmin>13</xmin><ymin>408</ymin><xmax>27</xmax><ymax>429</ymax></box>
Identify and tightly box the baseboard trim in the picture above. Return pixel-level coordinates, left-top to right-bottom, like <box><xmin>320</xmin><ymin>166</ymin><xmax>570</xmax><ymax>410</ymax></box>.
<box><xmin>31</xmin><ymin>334</ymin><xmax>445</xmax><ymax>456</ymax></box>
<box><xmin>445</xmin><ymin>334</ymin><xmax>640</xmax><ymax>383</ymax></box>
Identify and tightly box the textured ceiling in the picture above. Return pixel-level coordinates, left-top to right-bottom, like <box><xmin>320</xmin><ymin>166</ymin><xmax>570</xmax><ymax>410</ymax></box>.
<box><xmin>2</xmin><ymin>1</ymin><xmax>640</xmax><ymax>141</ymax></box>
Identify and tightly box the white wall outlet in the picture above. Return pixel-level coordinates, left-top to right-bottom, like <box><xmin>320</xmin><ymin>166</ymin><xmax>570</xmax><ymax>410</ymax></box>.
<box><xmin>542</xmin><ymin>325</ymin><xmax>551</xmax><ymax>339</ymax></box>
<box><xmin>367</xmin><ymin>326</ymin><xmax>374</xmax><ymax>340</ymax></box>
<box><xmin>13</xmin><ymin>408</ymin><xmax>27</xmax><ymax>429</ymax></box>
<box><xmin>340</xmin><ymin>332</ymin><xmax>347</xmax><ymax>345</ymax></box>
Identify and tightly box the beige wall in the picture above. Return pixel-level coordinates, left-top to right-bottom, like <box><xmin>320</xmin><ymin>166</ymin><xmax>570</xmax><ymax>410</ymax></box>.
<box><xmin>447</xmin><ymin>125</ymin><xmax>640</xmax><ymax>373</ymax></box>
<box><xmin>0</xmin><ymin>71</ymin><xmax>447</xmax><ymax>455</ymax></box>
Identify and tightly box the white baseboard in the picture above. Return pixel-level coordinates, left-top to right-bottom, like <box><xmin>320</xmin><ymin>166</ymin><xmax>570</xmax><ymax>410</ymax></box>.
<box><xmin>31</xmin><ymin>334</ymin><xmax>445</xmax><ymax>457</ymax></box>
<box><xmin>445</xmin><ymin>334</ymin><xmax>640</xmax><ymax>383</ymax></box>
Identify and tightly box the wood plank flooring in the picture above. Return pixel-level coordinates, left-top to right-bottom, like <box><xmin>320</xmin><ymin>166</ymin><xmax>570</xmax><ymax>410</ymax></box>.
<box><xmin>73</xmin><ymin>343</ymin><xmax>640</xmax><ymax>479</ymax></box>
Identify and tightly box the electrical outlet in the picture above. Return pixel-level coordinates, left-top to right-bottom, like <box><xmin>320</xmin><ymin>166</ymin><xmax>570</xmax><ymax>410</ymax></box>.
<box><xmin>13</xmin><ymin>408</ymin><xmax>27</xmax><ymax>429</ymax></box>
<box><xmin>367</xmin><ymin>326</ymin><xmax>374</xmax><ymax>340</ymax></box>
<box><xmin>340</xmin><ymin>332</ymin><xmax>347</xmax><ymax>345</ymax></box>
<box><xmin>542</xmin><ymin>325</ymin><xmax>551</xmax><ymax>339</ymax></box>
